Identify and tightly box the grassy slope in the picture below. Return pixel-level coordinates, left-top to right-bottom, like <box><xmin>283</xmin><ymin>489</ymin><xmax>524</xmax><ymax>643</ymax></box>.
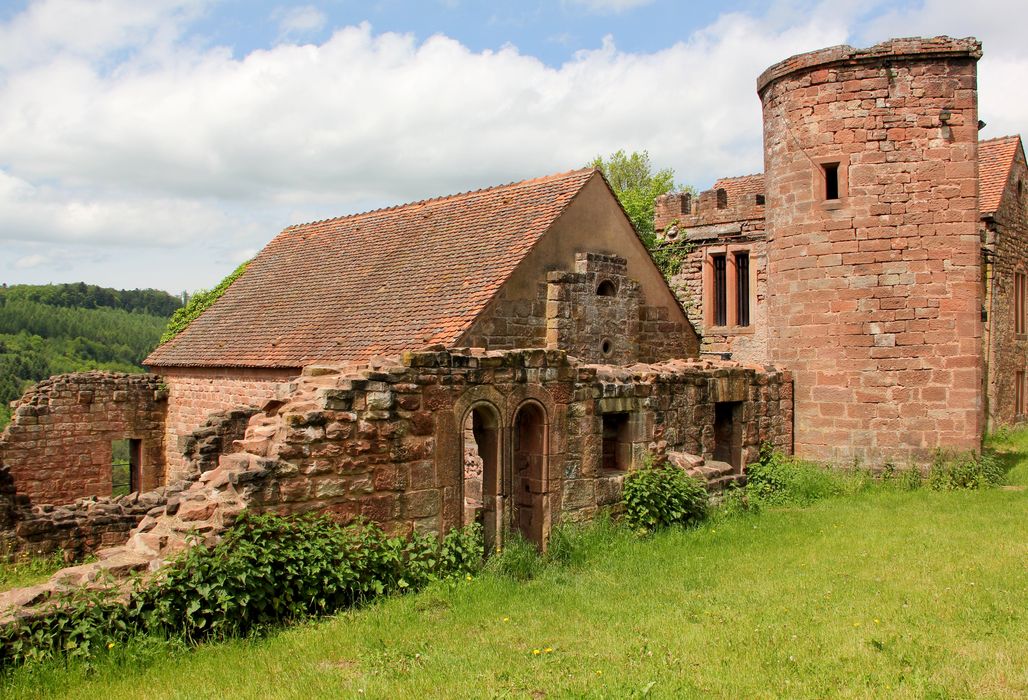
<box><xmin>4</xmin><ymin>444</ymin><xmax>1028</xmax><ymax>699</ymax></box>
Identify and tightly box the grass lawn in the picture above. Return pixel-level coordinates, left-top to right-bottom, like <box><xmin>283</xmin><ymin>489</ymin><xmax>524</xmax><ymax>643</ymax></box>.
<box><xmin>0</xmin><ymin>553</ymin><xmax>66</xmax><ymax>594</ymax></box>
<box><xmin>3</xmin><ymin>436</ymin><xmax>1028</xmax><ymax>699</ymax></box>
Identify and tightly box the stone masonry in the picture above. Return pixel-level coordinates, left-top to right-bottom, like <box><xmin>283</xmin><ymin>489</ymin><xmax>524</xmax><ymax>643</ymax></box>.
<box><xmin>0</xmin><ymin>373</ymin><xmax>167</xmax><ymax>505</ymax></box>
<box><xmin>983</xmin><ymin>138</ymin><xmax>1028</xmax><ymax>427</ymax></box>
<box><xmin>759</xmin><ymin>37</ymin><xmax>984</xmax><ymax>464</ymax></box>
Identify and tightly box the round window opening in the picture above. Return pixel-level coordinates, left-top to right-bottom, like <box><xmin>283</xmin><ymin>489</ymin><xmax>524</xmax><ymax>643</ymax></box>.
<box><xmin>596</xmin><ymin>280</ymin><xmax>617</xmax><ymax>297</ymax></box>
<box><xmin>601</xmin><ymin>339</ymin><xmax>613</xmax><ymax>356</ymax></box>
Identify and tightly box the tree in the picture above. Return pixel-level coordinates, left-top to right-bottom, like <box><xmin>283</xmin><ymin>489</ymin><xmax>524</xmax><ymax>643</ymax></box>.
<box><xmin>588</xmin><ymin>150</ymin><xmax>680</xmax><ymax>247</ymax></box>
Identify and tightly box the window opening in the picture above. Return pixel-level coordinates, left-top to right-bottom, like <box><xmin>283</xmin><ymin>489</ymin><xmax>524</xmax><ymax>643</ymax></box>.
<box><xmin>601</xmin><ymin>413</ymin><xmax>632</xmax><ymax>471</ymax></box>
<box><xmin>823</xmin><ymin>162</ymin><xmax>840</xmax><ymax>200</ymax></box>
<box><xmin>601</xmin><ymin>339</ymin><xmax>613</xmax><ymax>356</ymax></box>
<box><xmin>735</xmin><ymin>252</ymin><xmax>750</xmax><ymax>327</ymax></box>
<box><xmin>1017</xmin><ymin>371</ymin><xmax>1026</xmax><ymax>416</ymax></box>
<box><xmin>712</xmin><ymin>254</ymin><xmax>727</xmax><ymax>326</ymax></box>
<box><xmin>463</xmin><ymin>405</ymin><xmax>500</xmax><ymax>550</ymax></box>
<box><xmin>596</xmin><ymin>280</ymin><xmax>617</xmax><ymax>297</ymax></box>
<box><xmin>111</xmin><ymin>438</ymin><xmax>141</xmax><ymax>496</ymax></box>
<box><xmin>1016</xmin><ymin>272</ymin><xmax>1027</xmax><ymax>335</ymax></box>
<box><xmin>715</xmin><ymin>188</ymin><xmax>728</xmax><ymax>209</ymax></box>
<box><xmin>713</xmin><ymin>402</ymin><xmax>742</xmax><ymax>469</ymax></box>
<box><xmin>755</xmin><ymin>194</ymin><xmax>765</xmax><ymax>206</ymax></box>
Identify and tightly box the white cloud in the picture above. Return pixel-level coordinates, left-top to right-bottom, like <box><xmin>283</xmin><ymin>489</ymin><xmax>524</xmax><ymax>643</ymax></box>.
<box><xmin>565</xmin><ymin>0</ymin><xmax>655</xmax><ymax>14</ymax></box>
<box><xmin>274</xmin><ymin>5</ymin><xmax>327</xmax><ymax>40</ymax></box>
<box><xmin>1</xmin><ymin>0</ymin><xmax>1026</xmax><ymax>291</ymax></box>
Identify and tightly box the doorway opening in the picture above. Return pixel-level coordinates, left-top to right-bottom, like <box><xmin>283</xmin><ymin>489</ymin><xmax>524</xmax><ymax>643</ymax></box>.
<box><xmin>513</xmin><ymin>402</ymin><xmax>547</xmax><ymax>547</ymax></box>
<box><xmin>462</xmin><ymin>404</ymin><xmax>501</xmax><ymax>551</ymax></box>
<box><xmin>601</xmin><ymin>412</ymin><xmax>632</xmax><ymax>471</ymax></box>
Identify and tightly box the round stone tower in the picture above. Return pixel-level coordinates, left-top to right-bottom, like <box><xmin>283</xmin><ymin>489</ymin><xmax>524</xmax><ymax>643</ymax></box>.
<box><xmin>758</xmin><ymin>37</ymin><xmax>984</xmax><ymax>465</ymax></box>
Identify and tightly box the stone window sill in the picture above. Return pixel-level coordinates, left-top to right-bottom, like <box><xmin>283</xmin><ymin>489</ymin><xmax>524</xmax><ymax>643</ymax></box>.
<box><xmin>706</xmin><ymin>325</ymin><xmax>755</xmax><ymax>336</ymax></box>
<box><xmin>819</xmin><ymin>199</ymin><xmax>845</xmax><ymax>211</ymax></box>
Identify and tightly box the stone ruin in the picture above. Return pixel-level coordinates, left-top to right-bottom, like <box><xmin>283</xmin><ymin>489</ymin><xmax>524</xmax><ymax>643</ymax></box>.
<box><xmin>1</xmin><ymin>347</ymin><xmax>791</xmax><ymax>621</ymax></box>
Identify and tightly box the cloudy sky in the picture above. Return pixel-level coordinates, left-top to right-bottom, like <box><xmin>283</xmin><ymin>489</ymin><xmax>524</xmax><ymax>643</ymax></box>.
<box><xmin>2</xmin><ymin>0</ymin><xmax>1026</xmax><ymax>294</ymax></box>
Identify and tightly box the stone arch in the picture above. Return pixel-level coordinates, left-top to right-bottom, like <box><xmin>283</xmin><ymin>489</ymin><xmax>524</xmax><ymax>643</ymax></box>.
<box><xmin>511</xmin><ymin>399</ymin><xmax>550</xmax><ymax>548</ymax></box>
<box><xmin>453</xmin><ymin>387</ymin><xmax>507</xmax><ymax>552</ymax></box>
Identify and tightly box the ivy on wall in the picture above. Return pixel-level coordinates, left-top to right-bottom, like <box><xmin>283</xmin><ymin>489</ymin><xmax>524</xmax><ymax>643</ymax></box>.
<box><xmin>160</xmin><ymin>260</ymin><xmax>250</xmax><ymax>344</ymax></box>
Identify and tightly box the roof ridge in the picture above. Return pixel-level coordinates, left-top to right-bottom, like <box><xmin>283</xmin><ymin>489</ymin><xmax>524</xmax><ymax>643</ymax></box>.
<box><xmin>980</xmin><ymin>135</ymin><xmax>1021</xmax><ymax>143</ymax></box>
<box><xmin>714</xmin><ymin>172</ymin><xmax>765</xmax><ymax>182</ymax></box>
<box><xmin>283</xmin><ymin>167</ymin><xmax>597</xmax><ymax>232</ymax></box>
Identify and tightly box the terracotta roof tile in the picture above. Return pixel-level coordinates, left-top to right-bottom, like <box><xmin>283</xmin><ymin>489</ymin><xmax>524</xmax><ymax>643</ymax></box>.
<box><xmin>146</xmin><ymin>168</ymin><xmax>597</xmax><ymax>368</ymax></box>
<box><xmin>712</xmin><ymin>173</ymin><xmax>765</xmax><ymax>206</ymax></box>
<box><xmin>980</xmin><ymin>135</ymin><xmax>1022</xmax><ymax>215</ymax></box>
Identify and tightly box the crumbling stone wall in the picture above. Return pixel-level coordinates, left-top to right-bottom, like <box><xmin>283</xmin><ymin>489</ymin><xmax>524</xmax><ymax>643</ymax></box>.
<box><xmin>985</xmin><ymin>145</ymin><xmax>1028</xmax><ymax>427</ymax></box>
<box><xmin>159</xmin><ymin>366</ymin><xmax>297</xmax><ymax>482</ymax></box>
<box><xmin>187</xmin><ymin>348</ymin><xmax>792</xmax><ymax>539</ymax></box>
<box><xmin>180</xmin><ymin>407</ymin><xmax>261</xmax><ymax>478</ymax></box>
<box><xmin>0</xmin><ymin>373</ymin><xmax>167</xmax><ymax>505</ymax></box>
<box><xmin>655</xmin><ymin>183</ymin><xmax>769</xmax><ymax>364</ymax></box>
<box><xmin>759</xmin><ymin>37</ymin><xmax>984</xmax><ymax>464</ymax></box>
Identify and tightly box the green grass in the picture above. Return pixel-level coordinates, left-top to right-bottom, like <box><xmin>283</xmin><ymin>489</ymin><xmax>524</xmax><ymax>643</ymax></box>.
<box><xmin>0</xmin><ymin>553</ymin><xmax>67</xmax><ymax>593</ymax></box>
<box><xmin>4</xmin><ymin>438</ymin><xmax>1028</xmax><ymax>699</ymax></box>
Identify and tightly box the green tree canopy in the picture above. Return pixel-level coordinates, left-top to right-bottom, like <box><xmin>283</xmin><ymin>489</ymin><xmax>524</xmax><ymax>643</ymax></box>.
<box><xmin>588</xmin><ymin>150</ymin><xmax>680</xmax><ymax>247</ymax></box>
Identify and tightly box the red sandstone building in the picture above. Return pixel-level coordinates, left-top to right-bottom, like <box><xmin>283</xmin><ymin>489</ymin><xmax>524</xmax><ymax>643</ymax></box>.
<box><xmin>657</xmin><ymin>36</ymin><xmax>1026</xmax><ymax>466</ymax></box>
<box><xmin>0</xmin><ymin>35</ymin><xmax>1021</xmax><ymax>554</ymax></box>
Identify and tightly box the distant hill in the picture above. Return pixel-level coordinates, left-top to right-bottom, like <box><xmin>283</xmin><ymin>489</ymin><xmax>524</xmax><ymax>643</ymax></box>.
<box><xmin>0</xmin><ymin>284</ymin><xmax>182</xmax><ymax>428</ymax></box>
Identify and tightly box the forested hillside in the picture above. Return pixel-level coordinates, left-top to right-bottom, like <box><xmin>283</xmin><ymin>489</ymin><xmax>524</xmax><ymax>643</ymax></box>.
<box><xmin>0</xmin><ymin>284</ymin><xmax>180</xmax><ymax>428</ymax></box>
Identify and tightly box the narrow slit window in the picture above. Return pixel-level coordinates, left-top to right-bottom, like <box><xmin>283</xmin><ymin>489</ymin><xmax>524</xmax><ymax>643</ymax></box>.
<box><xmin>1017</xmin><ymin>273</ymin><xmax>1027</xmax><ymax>335</ymax></box>
<box><xmin>823</xmin><ymin>162</ymin><xmax>840</xmax><ymax>200</ymax></box>
<box><xmin>111</xmin><ymin>439</ymin><xmax>141</xmax><ymax>496</ymax></box>
<box><xmin>735</xmin><ymin>252</ymin><xmax>750</xmax><ymax>327</ymax></box>
<box><xmin>1017</xmin><ymin>371</ymin><xmax>1026</xmax><ymax>415</ymax></box>
<box><xmin>712</xmin><ymin>254</ymin><xmax>727</xmax><ymax>327</ymax></box>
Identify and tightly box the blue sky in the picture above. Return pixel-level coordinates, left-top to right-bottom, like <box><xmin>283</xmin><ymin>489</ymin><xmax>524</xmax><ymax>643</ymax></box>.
<box><xmin>1</xmin><ymin>0</ymin><xmax>1027</xmax><ymax>293</ymax></box>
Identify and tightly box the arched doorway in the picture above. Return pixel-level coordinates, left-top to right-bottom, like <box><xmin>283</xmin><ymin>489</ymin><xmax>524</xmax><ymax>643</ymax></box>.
<box><xmin>512</xmin><ymin>402</ymin><xmax>547</xmax><ymax>548</ymax></box>
<box><xmin>462</xmin><ymin>403</ymin><xmax>502</xmax><ymax>552</ymax></box>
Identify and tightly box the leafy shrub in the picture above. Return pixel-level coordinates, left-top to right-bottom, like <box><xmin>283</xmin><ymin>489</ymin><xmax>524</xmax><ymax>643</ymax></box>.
<box><xmin>622</xmin><ymin>460</ymin><xmax>708</xmax><ymax>532</ymax></box>
<box><xmin>135</xmin><ymin>513</ymin><xmax>482</xmax><ymax>643</ymax></box>
<box><xmin>0</xmin><ymin>583</ymin><xmax>134</xmax><ymax>668</ymax></box>
<box><xmin>927</xmin><ymin>451</ymin><xmax>1004</xmax><ymax>490</ymax></box>
<box><xmin>745</xmin><ymin>443</ymin><xmax>847</xmax><ymax>505</ymax></box>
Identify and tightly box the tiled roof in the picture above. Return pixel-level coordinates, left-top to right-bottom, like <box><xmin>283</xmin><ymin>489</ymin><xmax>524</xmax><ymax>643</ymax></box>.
<box><xmin>979</xmin><ymin>135</ymin><xmax>1022</xmax><ymax>215</ymax></box>
<box><xmin>146</xmin><ymin>169</ymin><xmax>598</xmax><ymax>368</ymax></box>
<box><xmin>712</xmin><ymin>173</ymin><xmax>765</xmax><ymax>207</ymax></box>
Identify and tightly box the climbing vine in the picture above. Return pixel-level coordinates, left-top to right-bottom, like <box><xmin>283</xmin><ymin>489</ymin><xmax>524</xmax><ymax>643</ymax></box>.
<box><xmin>649</xmin><ymin>235</ymin><xmax>695</xmax><ymax>281</ymax></box>
<box><xmin>159</xmin><ymin>260</ymin><xmax>250</xmax><ymax>343</ymax></box>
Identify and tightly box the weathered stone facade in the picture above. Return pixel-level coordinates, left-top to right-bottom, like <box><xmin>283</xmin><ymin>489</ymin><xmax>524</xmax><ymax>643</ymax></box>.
<box><xmin>0</xmin><ymin>373</ymin><xmax>167</xmax><ymax>505</ymax></box>
<box><xmin>760</xmin><ymin>37</ymin><xmax>983</xmax><ymax>465</ymax></box>
<box><xmin>983</xmin><ymin>139</ymin><xmax>1028</xmax><ymax>428</ymax></box>
<box><xmin>655</xmin><ymin>178</ymin><xmax>769</xmax><ymax>364</ymax></box>
<box><xmin>160</xmin><ymin>367</ymin><xmax>296</xmax><ymax>481</ymax></box>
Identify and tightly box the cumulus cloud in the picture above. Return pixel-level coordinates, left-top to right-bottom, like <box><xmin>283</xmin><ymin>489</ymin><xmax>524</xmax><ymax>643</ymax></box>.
<box><xmin>1</xmin><ymin>0</ymin><xmax>1025</xmax><ymax>290</ymax></box>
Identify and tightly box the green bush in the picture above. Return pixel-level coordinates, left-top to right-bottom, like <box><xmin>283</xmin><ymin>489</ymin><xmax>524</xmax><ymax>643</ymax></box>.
<box><xmin>0</xmin><ymin>514</ymin><xmax>484</xmax><ymax>668</ymax></box>
<box><xmin>160</xmin><ymin>261</ymin><xmax>249</xmax><ymax>343</ymax></box>
<box><xmin>927</xmin><ymin>451</ymin><xmax>1004</xmax><ymax>490</ymax></box>
<box><xmin>0</xmin><ymin>583</ymin><xmax>134</xmax><ymax>668</ymax></box>
<box><xmin>622</xmin><ymin>461</ymin><xmax>708</xmax><ymax>532</ymax></box>
<box><xmin>745</xmin><ymin>443</ymin><xmax>847</xmax><ymax>505</ymax></box>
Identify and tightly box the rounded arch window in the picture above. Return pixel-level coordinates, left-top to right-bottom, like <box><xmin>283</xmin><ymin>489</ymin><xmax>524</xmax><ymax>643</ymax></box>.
<box><xmin>596</xmin><ymin>280</ymin><xmax>617</xmax><ymax>297</ymax></box>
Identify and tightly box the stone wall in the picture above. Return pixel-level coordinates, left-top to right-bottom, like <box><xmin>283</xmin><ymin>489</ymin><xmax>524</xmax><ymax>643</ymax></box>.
<box><xmin>655</xmin><ymin>184</ymin><xmax>769</xmax><ymax>364</ymax></box>
<box><xmin>759</xmin><ymin>37</ymin><xmax>984</xmax><ymax>465</ymax></box>
<box><xmin>159</xmin><ymin>366</ymin><xmax>297</xmax><ymax>482</ymax></box>
<box><xmin>0</xmin><ymin>373</ymin><xmax>167</xmax><ymax>505</ymax></box>
<box><xmin>198</xmin><ymin>348</ymin><xmax>791</xmax><ymax>541</ymax></box>
<box><xmin>180</xmin><ymin>407</ymin><xmax>262</xmax><ymax>478</ymax></box>
<box><xmin>985</xmin><ymin>144</ymin><xmax>1028</xmax><ymax>427</ymax></box>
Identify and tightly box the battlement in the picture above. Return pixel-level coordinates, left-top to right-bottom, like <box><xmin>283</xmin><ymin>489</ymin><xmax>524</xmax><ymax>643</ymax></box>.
<box><xmin>655</xmin><ymin>174</ymin><xmax>765</xmax><ymax>239</ymax></box>
<box><xmin>757</xmin><ymin>35</ymin><xmax>982</xmax><ymax>96</ymax></box>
